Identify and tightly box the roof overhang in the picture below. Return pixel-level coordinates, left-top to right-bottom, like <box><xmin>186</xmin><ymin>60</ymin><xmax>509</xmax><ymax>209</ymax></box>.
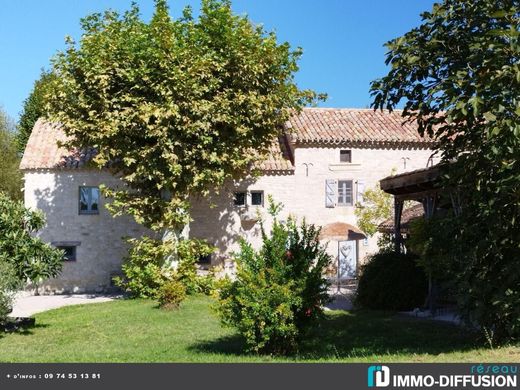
<box><xmin>380</xmin><ymin>164</ymin><xmax>442</xmax><ymax>201</ymax></box>
<box><xmin>319</xmin><ymin>222</ymin><xmax>367</xmax><ymax>241</ymax></box>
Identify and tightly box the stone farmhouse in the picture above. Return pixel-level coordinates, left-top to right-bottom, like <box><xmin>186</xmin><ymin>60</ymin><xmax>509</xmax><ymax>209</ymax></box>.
<box><xmin>20</xmin><ymin>108</ymin><xmax>435</xmax><ymax>293</ymax></box>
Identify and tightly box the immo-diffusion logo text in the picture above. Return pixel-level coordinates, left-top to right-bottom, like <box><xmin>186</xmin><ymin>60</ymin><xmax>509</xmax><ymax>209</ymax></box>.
<box><xmin>368</xmin><ymin>366</ymin><xmax>390</xmax><ymax>387</ymax></box>
<box><xmin>367</xmin><ymin>365</ymin><xmax>517</xmax><ymax>388</ymax></box>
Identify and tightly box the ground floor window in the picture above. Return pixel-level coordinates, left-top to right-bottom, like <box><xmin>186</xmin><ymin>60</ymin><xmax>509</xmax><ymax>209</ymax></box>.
<box><xmin>57</xmin><ymin>246</ymin><xmax>77</xmax><ymax>262</ymax></box>
<box><xmin>52</xmin><ymin>241</ymin><xmax>80</xmax><ymax>262</ymax></box>
<box><xmin>234</xmin><ymin>192</ymin><xmax>246</xmax><ymax>206</ymax></box>
<box><xmin>198</xmin><ymin>254</ymin><xmax>212</xmax><ymax>265</ymax></box>
<box><xmin>251</xmin><ymin>191</ymin><xmax>264</xmax><ymax>206</ymax></box>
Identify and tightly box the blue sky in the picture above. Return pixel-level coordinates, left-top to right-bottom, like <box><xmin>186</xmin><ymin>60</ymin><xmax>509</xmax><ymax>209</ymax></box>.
<box><xmin>0</xmin><ymin>0</ymin><xmax>434</xmax><ymax>121</ymax></box>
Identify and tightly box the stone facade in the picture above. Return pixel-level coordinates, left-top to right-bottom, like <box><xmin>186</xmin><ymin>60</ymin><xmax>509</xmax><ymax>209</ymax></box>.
<box><xmin>21</xmin><ymin>110</ymin><xmax>435</xmax><ymax>292</ymax></box>
<box><xmin>190</xmin><ymin>144</ymin><xmax>435</xmax><ymax>275</ymax></box>
<box><xmin>23</xmin><ymin>169</ymin><xmax>151</xmax><ymax>293</ymax></box>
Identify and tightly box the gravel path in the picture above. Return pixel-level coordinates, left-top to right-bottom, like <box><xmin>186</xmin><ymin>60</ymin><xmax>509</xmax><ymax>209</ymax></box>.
<box><xmin>9</xmin><ymin>293</ymin><xmax>119</xmax><ymax>317</ymax></box>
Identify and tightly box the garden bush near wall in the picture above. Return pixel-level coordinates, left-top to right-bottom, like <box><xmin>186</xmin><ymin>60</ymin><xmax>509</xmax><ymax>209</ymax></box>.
<box><xmin>0</xmin><ymin>261</ymin><xmax>21</xmax><ymax>324</ymax></box>
<box><xmin>0</xmin><ymin>192</ymin><xmax>63</xmax><ymax>293</ymax></box>
<box><xmin>114</xmin><ymin>236</ymin><xmax>215</xmax><ymax>306</ymax></box>
<box><xmin>355</xmin><ymin>251</ymin><xmax>427</xmax><ymax>311</ymax></box>
<box><xmin>216</xmin><ymin>198</ymin><xmax>331</xmax><ymax>355</ymax></box>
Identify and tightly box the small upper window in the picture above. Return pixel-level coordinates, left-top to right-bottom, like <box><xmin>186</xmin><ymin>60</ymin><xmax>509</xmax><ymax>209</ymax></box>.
<box><xmin>234</xmin><ymin>192</ymin><xmax>246</xmax><ymax>206</ymax></box>
<box><xmin>79</xmin><ymin>186</ymin><xmax>100</xmax><ymax>214</ymax></box>
<box><xmin>251</xmin><ymin>191</ymin><xmax>264</xmax><ymax>206</ymax></box>
<box><xmin>340</xmin><ymin>150</ymin><xmax>352</xmax><ymax>163</ymax></box>
<box><xmin>57</xmin><ymin>246</ymin><xmax>76</xmax><ymax>262</ymax></box>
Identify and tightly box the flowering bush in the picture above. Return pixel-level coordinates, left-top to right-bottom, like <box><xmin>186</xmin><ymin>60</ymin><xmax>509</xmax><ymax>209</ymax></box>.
<box><xmin>216</xmin><ymin>198</ymin><xmax>331</xmax><ymax>354</ymax></box>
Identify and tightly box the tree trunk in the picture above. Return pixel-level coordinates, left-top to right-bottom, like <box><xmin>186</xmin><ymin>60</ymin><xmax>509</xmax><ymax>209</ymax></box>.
<box><xmin>162</xmin><ymin>223</ymin><xmax>190</xmax><ymax>270</ymax></box>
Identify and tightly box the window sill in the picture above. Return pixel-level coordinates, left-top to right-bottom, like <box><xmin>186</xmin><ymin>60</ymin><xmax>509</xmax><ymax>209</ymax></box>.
<box><xmin>328</xmin><ymin>163</ymin><xmax>362</xmax><ymax>172</ymax></box>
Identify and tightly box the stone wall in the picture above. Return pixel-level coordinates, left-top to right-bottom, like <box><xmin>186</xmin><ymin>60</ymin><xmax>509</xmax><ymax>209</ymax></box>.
<box><xmin>189</xmin><ymin>144</ymin><xmax>435</xmax><ymax>274</ymax></box>
<box><xmin>23</xmin><ymin>144</ymin><xmax>434</xmax><ymax>292</ymax></box>
<box><xmin>23</xmin><ymin>169</ymin><xmax>151</xmax><ymax>293</ymax></box>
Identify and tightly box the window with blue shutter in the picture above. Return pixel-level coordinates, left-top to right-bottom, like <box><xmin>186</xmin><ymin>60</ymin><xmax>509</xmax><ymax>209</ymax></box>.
<box><xmin>337</xmin><ymin>180</ymin><xmax>353</xmax><ymax>206</ymax></box>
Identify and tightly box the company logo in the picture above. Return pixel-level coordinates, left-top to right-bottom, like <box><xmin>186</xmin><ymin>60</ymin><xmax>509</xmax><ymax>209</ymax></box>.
<box><xmin>368</xmin><ymin>365</ymin><xmax>390</xmax><ymax>387</ymax></box>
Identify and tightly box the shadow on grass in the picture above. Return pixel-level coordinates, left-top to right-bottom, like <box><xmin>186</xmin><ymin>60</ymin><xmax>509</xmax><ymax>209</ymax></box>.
<box><xmin>189</xmin><ymin>310</ymin><xmax>479</xmax><ymax>360</ymax></box>
<box><xmin>0</xmin><ymin>321</ymin><xmax>48</xmax><ymax>337</ymax></box>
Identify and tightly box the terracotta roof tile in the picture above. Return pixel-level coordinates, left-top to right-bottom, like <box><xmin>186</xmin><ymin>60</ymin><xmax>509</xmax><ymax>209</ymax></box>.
<box><xmin>287</xmin><ymin>108</ymin><xmax>433</xmax><ymax>146</ymax></box>
<box><xmin>19</xmin><ymin>119</ymin><xmax>96</xmax><ymax>170</ymax></box>
<box><xmin>20</xmin><ymin>109</ymin><xmax>432</xmax><ymax>171</ymax></box>
<box><xmin>378</xmin><ymin>204</ymin><xmax>425</xmax><ymax>233</ymax></box>
<box><xmin>20</xmin><ymin>119</ymin><xmax>294</xmax><ymax>172</ymax></box>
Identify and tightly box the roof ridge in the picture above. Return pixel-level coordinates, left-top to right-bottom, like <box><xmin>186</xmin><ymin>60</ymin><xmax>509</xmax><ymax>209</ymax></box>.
<box><xmin>302</xmin><ymin>107</ymin><xmax>405</xmax><ymax>112</ymax></box>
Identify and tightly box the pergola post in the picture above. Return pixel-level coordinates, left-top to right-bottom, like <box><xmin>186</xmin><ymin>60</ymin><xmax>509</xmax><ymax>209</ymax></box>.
<box><xmin>421</xmin><ymin>192</ymin><xmax>438</xmax><ymax>315</ymax></box>
<box><xmin>394</xmin><ymin>198</ymin><xmax>404</xmax><ymax>253</ymax></box>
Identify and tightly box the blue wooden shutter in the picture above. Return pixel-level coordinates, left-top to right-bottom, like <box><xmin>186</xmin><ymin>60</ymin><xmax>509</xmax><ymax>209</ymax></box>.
<box><xmin>325</xmin><ymin>179</ymin><xmax>337</xmax><ymax>208</ymax></box>
<box><xmin>356</xmin><ymin>180</ymin><xmax>365</xmax><ymax>205</ymax></box>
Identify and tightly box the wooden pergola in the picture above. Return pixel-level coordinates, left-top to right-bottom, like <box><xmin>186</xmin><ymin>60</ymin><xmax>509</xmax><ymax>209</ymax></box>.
<box><xmin>380</xmin><ymin>164</ymin><xmax>461</xmax><ymax>252</ymax></box>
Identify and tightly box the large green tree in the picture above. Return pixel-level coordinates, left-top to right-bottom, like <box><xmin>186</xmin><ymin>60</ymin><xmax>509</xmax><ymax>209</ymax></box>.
<box><xmin>371</xmin><ymin>0</ymin><xmax>519</xmax><ymax>343</ymax></box>
<box><xmin>46</xmin><ymin>0</ymin><xmax>321</xmax><ymax>235</ymax></box>
<box><xmin>0</xmin><ymin>109</ymin><xmax>22</xmax><ymax>200</ymax></box>
<box><xmin>17</xmin><ymin>70</ymin><xmax>57</xmax><ymax>154</ymax></box>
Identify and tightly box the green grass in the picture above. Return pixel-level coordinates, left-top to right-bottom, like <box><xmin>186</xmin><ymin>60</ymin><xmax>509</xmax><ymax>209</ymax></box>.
<box><xmin>0</xmin><ymin>295</ymin><xmax>518</xmax><ymax>362</ymax></box>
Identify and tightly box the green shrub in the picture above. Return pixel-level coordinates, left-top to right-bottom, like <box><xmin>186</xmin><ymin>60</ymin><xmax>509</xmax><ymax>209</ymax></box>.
<box><xmin>115</xmin><ymin>236</ymin><xmax>215</xmax><ymax>299</ymax></box>
<box><xmin>0</xmin><ymin>261</ymin><xmax>21</xmax><ymax>324</ymax></box>
<box><xmin>216</xmin><ymin>198</ymin><xmax>331</xmax><ymax>355</ymax></box>
<box><xmin>355</xmin><ymin>251</ymin><xmax>427</xmax><ymax>311</ymax></box>
<box><xmin>195</xmin><ymin>272</ymin><xmax>217</xmax><ymax>295</ymax></box>
<box><xmin>0</xmin><ymin>192</ymin><xmax>62</xmax><ymax>288</ymax></box>
<box><xmin>157</xmin><ymin>279</ymin><xmax>187</xmax><ymax>310</ymax></box>
<box><xmin>114</xmin><ymin>236</ymin><xmax>167</xmax><ymax>299</ymax></box>
<box><xmin>176</xmin><ymin>239</ymin><xmax>214</xmax><ymax>295</ymax></box>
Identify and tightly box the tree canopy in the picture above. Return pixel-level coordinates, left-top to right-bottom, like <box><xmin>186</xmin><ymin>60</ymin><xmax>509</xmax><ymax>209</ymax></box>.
<box><xmin>371</xmin><ymin>0</ymin><xmax>519</xmax><ymax>343</ymax></box>
<box><xmin>17</xmin><ymin>70</ymin><xmax>57</xmax><ymax>154</ymax></box>
<box><xmin>0</xmin><ymin>109</ymin><xmax>22</xmax><ymax>200</ymax></box>
<box><xmin>46</xmin><ymin>0</ymin><xmax>322</xmax><ymax>232</ymax></box>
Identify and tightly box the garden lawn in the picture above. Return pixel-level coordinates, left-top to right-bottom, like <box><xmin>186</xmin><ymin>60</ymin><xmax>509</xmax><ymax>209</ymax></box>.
<box><xmin>0</xmin><ymin>295</ymin><xmax>518</xmax><ymax>362</ymax></box>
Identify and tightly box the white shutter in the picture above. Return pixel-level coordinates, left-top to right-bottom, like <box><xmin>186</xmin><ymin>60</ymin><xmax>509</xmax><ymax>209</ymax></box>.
<box><xmin>325</xmin><ymin>179</ymin><xmax>337</xmax><ymax>208</ymax></box>
<box><xmin>357</xmin><ymin>180</ymin><xmax>365</xmax><ymax>205</ymax></box>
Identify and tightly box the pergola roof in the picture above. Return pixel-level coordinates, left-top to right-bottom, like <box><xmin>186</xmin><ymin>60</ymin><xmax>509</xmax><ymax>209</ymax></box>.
<box><xmin>380</xmin><ymin>164</ymin><xmax>442</xmax><ymax>200</ymax></box>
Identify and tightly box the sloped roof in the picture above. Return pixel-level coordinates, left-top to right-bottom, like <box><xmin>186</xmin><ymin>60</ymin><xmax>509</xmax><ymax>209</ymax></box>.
<box><xmin>257</xmin><ymin>136</ymin><xmax>294</xmax><ymax>172</ymax></box>
<box><xmin>19</xmin><ymin>119</ymin><xmax>294</xmax><ymax>172</ymax></box>
<box><xmin>19</xmin><ymin>119</ymin><xmax>97</xmax><ymax>170</ymax></box>
<box><xmin>20</xmin><ymin>109</ymin><xmax>432</xmax><ymax>171</ymax></box>
<box><xmin>287</xmin><ymin>108</ymin><xmax>433</xmax><ymax>146</ymax></box>
<box><xmin>378</xmin><ymin>204</ymin><xmax>425</xmax><ymax>234</ymax></box>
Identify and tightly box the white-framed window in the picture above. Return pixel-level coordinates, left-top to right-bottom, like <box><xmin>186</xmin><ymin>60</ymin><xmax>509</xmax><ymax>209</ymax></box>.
<box><xmin>233</xmin><ymin>191</ymin><xmax>264</xmax><ymax>207</ymax></box>
<box><xmin>337</xmin><ymin>180</ymin><xmax>353</xmax><ymax>206</ymax></box>
<box><xmin>251</xmin><ymin>191</ymin><xmax>264</xmax><ymax>206</ymax></box>
<box><xmin>79</xmin><ymin>186</ymin><xmax>100</xmax><ymax>215</ymax></box>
